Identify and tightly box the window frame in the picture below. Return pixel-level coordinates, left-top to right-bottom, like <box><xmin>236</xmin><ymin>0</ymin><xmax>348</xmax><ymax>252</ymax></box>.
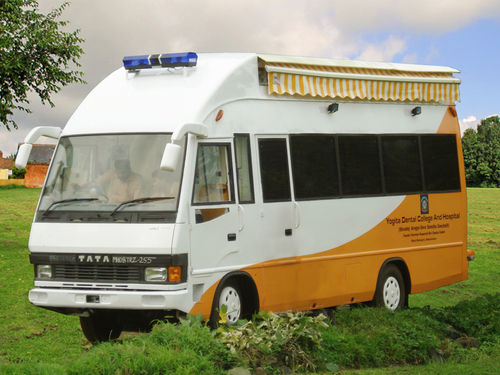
<box><xmin>258</xmin><ymin>137</ymin><xmax>293</xmax><ymax>203</ymax></box>
<box><xmin>234</xmin><ymin>133</ymin><xmax>255</xmax><ymax>204</ymax></box>
<box><xmin>191</xmin><ymin>142</ymin><xmax>236</xmax><ymax>206</ymax></box>
<box><xmin>289</xmin><ymin>134</ymin><xmax>340</xmax><ymax>201</ymax></box>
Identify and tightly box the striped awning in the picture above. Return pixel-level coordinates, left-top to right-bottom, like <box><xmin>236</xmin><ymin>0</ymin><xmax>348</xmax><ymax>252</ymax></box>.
<box><xmin>259</xmin><ymin>55</ymin><xmax>460</xmax><ymax>104</ymax></box>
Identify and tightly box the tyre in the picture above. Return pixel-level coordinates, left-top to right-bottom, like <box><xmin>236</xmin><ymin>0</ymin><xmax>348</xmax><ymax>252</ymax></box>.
<box><xmin>374</xmin><ymin>264</ymin><xmax>407</xmax><ymax>311</ymax></box>
<box><xmin>209</xmin><ymin>279</ymin><xmax>243</xmax><ymax>327</ymax></box>
<box><xmin>80</xmin><ymin>311</ymin><xmax>122</xmax><ymax>343</ymax></box>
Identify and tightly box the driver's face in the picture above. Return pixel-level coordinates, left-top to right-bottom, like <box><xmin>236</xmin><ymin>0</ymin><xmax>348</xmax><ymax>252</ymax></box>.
<box><xmin>114</xmin><ymin>160</ymin><xmax>131</xmax><ymax>181</ymax></box>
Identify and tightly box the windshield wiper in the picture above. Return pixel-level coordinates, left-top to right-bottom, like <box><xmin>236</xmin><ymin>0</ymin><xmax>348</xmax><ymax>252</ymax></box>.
<box><xmin>42</xmin><ymin>198</ymin><xmax>98</xmax><ymax>216</ymax></box>
<box><xmin>110</xmin><ymin>197</ymin><xmax>175</xmax><ymax>216</ymax></box>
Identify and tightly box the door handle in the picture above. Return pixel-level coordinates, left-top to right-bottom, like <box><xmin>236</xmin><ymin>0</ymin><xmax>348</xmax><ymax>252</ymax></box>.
<box><xmin>227</xmin><ymin>233</ymin><xmax>237</xmax><ymax>241</ymax></box>
<box><xmin>285</xmin><ymin>228</ymin><xmax>292</xmax><ymax>236</ymax></box>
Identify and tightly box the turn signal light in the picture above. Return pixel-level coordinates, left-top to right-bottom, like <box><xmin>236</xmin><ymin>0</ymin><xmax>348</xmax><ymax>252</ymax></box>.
<box><xmin>168</xmin><ymin>266</ymin><xmax>182</xmax><ymax>282</ymax></box>
<box><xmin>467</xmin><ymin>249</ymin><xmax>475</xmax><ymax>261</ymax></box>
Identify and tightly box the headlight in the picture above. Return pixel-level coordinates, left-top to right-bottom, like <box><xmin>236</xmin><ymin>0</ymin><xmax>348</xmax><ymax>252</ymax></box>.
<box><xmin>37</xmin><ymin>265</ymin><xmax>52</xmax><ymax>280</ymax></box>
<box><xmin>145</xmin><ymin>267</ymin><xmax>167</xmax><ymax>282</ymax></box>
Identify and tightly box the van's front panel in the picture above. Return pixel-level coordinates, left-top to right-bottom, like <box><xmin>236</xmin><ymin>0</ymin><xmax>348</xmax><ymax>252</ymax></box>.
<box><xmin>28</xmin><ymin>133</ymin><xmax>193</xmax><ymax>313</ymax></box>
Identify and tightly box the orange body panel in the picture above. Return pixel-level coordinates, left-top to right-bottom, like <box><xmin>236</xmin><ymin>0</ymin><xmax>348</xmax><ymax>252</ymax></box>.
<box><xmin>189</xmin><ymin>107</ymin><xmax>468</xmax><ymax>318</ymax></box>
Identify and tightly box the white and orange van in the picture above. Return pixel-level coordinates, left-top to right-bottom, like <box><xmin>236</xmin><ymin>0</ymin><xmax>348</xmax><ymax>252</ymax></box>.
<box><xmin>16</xmin><ymin>52</ymin><xmax>470</xmax><ymax>342</ymax></box>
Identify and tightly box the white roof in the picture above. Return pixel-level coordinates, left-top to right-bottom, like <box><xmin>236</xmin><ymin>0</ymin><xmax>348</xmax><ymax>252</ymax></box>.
<box><xmin>258</xmin><ymin>54</ymin><xmax>460</xmax><ymax>74</ymax></box>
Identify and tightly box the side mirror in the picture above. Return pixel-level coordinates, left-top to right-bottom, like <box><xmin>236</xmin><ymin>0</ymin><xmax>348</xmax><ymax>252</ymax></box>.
<box><xmin>15</xmin><ymin>143</ymin><xmax>33</xmax><ymax>169</ymax></box>
<box><xmin>15</xmin><ymin>126</ymin><xmax>62</xmax><ymax>169</ymax></box>
<box><xmin>160</xmin><ymin>143</ymin><xmax>183</xmax><ymax>172</ymax></box>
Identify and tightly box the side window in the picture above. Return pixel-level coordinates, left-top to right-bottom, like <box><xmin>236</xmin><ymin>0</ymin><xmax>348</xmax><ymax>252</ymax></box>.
<box><xmin>234</xmin><ymin>134</ymin><xmax>255</xmax><ymax>203</ymax></box>
<box><xmin>421</xmin><ymin>134</ymin><xmax>460</xmax><ymax>192</ymax></box>
<box><xmin>290</xmin><ymin>135</ymin><xmax>339</xmax><ymax>199</ymax></box>
<box><xmin>338</xmin><ymin>135</ymin><xmax>382</xmax><ymax>196</ymax></box>
<box><xmin>258</xmin><ymin>138</ymin><xmax>291</xmax><ymax>202</ymax></box>
<box><xmin>381</xmin><ymin>135</ymin><xmax>423</xmax><ymax>194</ymax></box>
<box><xmin>192</xmin><ymin>144</ymin><xmax>233</xmax><ymax>204</ymax></box>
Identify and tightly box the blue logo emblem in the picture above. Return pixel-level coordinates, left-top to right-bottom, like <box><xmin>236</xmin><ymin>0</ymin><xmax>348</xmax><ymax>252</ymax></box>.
<box><xmin>420</xmin><ymin>194</ymin><xmax>429</xmax><ymax>214</ymax></box>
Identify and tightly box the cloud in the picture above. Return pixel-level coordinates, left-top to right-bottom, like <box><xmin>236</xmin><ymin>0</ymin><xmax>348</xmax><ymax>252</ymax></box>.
<box><xmin>356</xmin><ymin>36</ymin><xmax>407</xmax><ymax>61</ymax></box>
<box><xmin>459</xmin><ymin>115</ymin><xmax>480</xmax><ymax>135</ymax></box>
<box><xmin>330</xmin><ymin>0</ymin><xmax>500</xmax><ymax>34</ymax></box>
<box><xmin>3</xmin><ymin>0</ymin><xmax>499</xmax><ymax>154</ymax></box>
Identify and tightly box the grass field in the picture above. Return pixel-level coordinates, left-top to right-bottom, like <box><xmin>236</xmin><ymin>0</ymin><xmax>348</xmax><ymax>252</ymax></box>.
<box><xmin>0</xmin><ymin>186</ymin><xmax>498</xmax><ymax>373</ymax></box>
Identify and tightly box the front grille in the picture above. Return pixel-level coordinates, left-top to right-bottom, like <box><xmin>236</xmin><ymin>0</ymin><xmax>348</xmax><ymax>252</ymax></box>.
<box><xmin>53</xmin><ymin>264</ymin><xmax>142</xmax><ymax>283</ymax></box>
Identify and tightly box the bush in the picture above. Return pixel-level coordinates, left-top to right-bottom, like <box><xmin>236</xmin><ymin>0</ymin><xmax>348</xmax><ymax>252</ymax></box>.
<box><xmin>317</xmin><ymin>307</ymin><xmax>447</xmax><ymax>369</ymax></box>
<box><xmin>10</xmin><ymin>166</ymin><xmax>26</xmax><ymax>179</ymax></box>
<box><xmin>1</xmin><ymin>295</ymin><xmax>498</xmax><ymax>374</ymax></box>
<box><xmin>69</xmin><ymin>317</ymin><xmax>234</xmax><ymax>375</ymax></box>
<box><xmin>428</xmin><ymin>293</ymin><xmax>500</xmax><ymax>341</ymax></box>
<box><xmin>217</xmin><ymin>311</ymin><xmax>329</xmax><ymax>372</ymax></box>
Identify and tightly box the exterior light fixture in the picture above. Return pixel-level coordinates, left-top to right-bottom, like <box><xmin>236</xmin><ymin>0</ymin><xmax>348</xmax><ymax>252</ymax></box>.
<box><xmin>327</xmin><ymin>103</ymin><xmax>339</xmax><ymax>114</ymax></box>
<box><xmin>411</xmin><ymin>106</ymin><xmax>422</xmax><ymax>116</ymax></box>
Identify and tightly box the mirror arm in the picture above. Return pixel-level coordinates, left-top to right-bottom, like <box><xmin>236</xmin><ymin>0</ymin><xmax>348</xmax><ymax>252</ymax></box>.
<box><xmin>15</xmin><ymin>126</ymin><xmax>62</xmax><ymax>169</ymax></box>
<box><xmin>24</xmin><ymin>126</ymin><xmax>62</xmax><ymax>144</ymax></box>
<box><xmin>171</xmin><ymin>122</ymin><xmax>208</xmax><ymax>144</ymax></box>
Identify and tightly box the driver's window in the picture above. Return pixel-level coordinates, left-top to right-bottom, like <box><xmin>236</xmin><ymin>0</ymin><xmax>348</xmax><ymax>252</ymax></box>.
<box><xmin>192</xmin><ymin>144</ymin><xmax>233</xmax><ymax>204</ymax></box>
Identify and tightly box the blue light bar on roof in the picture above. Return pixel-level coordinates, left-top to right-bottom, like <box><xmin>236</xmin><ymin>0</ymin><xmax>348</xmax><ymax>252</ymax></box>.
<box><xmin>123</xmin><ymin>52</ymin><xmax>198</xmax><ymax>71</ymax></box>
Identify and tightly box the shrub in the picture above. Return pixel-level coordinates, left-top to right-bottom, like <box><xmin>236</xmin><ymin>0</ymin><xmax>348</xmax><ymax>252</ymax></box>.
<box><xmin>428</xmin><ymin>293</ymin><xmax>500</xmax><ymax>341</ymax></box>
<box><xmin>68</xmin><ymin>318</ymin><xmax>234</xmax><ymax>375</ymax></box>
<box><xmin>217</xmin><ymin>311</ymin><xmax>329</xmax><ymax>372</ymax></box>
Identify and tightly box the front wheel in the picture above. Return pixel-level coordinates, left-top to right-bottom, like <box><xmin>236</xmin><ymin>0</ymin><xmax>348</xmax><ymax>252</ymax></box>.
<box><xmin>210</xmin><ymin>279</ymin><xmax>243</xmax><ymax>327</ymax></box>
<box><xmin>80</xmin><ymin>311</ymin><xmax>122</xmax><ymax>343</ymax></box>
<box><xmin>374</xmin><ymin>264</ymin><xmax>407</xmax><ymax>311</ymax></box>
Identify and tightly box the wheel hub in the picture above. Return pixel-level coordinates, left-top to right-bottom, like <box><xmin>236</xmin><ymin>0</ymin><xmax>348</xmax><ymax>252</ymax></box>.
<box><xmin>219</xmin><ymin>286</ymin><xmax>241</xmax><ymax>324</ymax></box>
<box><xmin>383</xmin><ymin>276</ymin><xmax>400</xmax><ymax>310</ymax></box>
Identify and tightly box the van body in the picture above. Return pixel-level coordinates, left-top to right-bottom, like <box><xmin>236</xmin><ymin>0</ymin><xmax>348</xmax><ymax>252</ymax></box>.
<box><xmin>22</xmin><ymin>53</ymin><xmax>469</xmax><ymax>340</ymax></box>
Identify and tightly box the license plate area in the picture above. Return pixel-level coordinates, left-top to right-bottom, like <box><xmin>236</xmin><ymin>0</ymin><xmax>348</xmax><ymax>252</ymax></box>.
<box><xmin>86</xmin><ymin>295</ymin><xmax>100</xmax><ymax>303</ymax></box>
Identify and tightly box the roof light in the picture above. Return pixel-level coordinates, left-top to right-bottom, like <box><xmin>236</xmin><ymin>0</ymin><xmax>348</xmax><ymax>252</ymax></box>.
<box><xmin>123</xmin><ymin>52</ymin><xmax>198</xmax><ymax>71</ymax></box>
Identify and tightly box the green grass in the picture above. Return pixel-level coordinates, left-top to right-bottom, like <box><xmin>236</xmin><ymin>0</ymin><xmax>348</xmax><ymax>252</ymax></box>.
<box><xmin>0</xmin><ymin>187</ymin><xmax>498</xmax><ymax>374</ymax></box>
<box><xmin>0</xmin><ymin>187</ymin><xmax>85</xmax><ymax>365</ymax></box>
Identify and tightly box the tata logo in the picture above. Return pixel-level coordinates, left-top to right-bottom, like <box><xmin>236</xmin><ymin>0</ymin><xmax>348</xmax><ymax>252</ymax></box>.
<box><xmin>77</xmin><ymin>255</ymin><xmax>111</xmax><ymax>263</ymax></box>
<box><xmin>420</xmin><ymin>194</ymin><xmax>429</xmax><ymax>214</ymax></box>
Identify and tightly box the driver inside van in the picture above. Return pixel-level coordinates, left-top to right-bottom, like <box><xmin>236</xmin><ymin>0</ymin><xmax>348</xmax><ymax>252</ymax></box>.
<box><xmin>95</xmin><ymin>145</ymin><xmax>143</xmax><ymax>203</ymax></box>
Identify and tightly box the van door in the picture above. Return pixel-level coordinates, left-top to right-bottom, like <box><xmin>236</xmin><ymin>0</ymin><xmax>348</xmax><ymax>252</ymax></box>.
<box><xmin>189</xmin><ymin>140</ymin><xmax>239</xmax><ymax>276</ymax></box>
<box><xmin>255</xmin><ymin>136</ymin><xmax>297</xmax><ymax>311</ymax></box>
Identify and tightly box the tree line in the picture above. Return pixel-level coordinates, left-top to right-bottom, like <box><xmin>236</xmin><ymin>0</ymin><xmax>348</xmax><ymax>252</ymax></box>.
<box><xmin>462</xmin><ymin>115</ymin><xmax>500</xmax><ymax>188</ymax></box>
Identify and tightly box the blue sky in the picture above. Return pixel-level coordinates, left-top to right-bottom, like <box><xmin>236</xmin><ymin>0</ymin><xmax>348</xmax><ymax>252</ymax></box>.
<box><xmin>1</xmin><ymin>0</ymin><xmax>499</xmax><ymax>155</ymax></box>
<box><xmin>393</xmin><ymin>19</ymin><xmax>499</xmax><ymax>122</ymax></box>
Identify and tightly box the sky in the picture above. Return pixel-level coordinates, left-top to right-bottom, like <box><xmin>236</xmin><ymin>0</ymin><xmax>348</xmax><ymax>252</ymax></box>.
<box><xmin>1</xmin><ymin>0</ymin><xmax>500</xmax><ymax>156</ymax></box>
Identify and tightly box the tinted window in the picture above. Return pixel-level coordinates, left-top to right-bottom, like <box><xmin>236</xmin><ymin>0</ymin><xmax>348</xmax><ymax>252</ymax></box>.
<box><xmin>421</xmin><ymin>134</ymin><xmax>460</xmax><ymax>192</ymax></box>
<box><xmin>234</xmin><ymin>134</ymin><xmax>254</xmax><ymax>203</ymax></box>
<box><xmin>258</xmin><ymin>139</ymin><xmax>291</xmax><ymax>202</ymax></box>
<box><xmin>381</xmin><ymin>136</ymin><xmax>423</xmax><ymax>194</ymax></box>
<box><xmin>338</xmin><ymin>135</ymin><xmax>382</xmax><ymax>195</ymax></box>
<box><xmin>290</xmin><ymin>135</ymin><xmax>339</xmax><ymax>199</ymax></box>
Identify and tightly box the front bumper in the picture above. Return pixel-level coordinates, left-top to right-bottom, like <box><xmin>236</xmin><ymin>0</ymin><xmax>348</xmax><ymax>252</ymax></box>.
<box><xmin>29</xmin><ymin>287</ymin><xmax>189</xmax><ymax>310</ymax></box>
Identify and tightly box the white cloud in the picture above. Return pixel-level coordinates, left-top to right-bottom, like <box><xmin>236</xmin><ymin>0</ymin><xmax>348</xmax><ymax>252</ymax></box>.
<box><xmin>3</xmin><ymin>0</ymin><xmax>500</xmax><ymax>154</ymax></box>
<box><xmin>459</xmin><ymin>115</ymin><xmax>480</xmax><ymax>135</ymax></box>
<box><xmin>330</xmin><ymin>0</ymin><xmax>500</xmax><ymax>34</ymax></box>
<box><xmin>356</xmin><ymin>36</ymin><xmax>407</xmax><ymax>61</ymax></box>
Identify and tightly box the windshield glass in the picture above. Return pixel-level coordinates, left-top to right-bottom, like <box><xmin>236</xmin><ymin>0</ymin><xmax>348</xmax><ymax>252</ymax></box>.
<box><xmin>37</xmin><ymin>134</ymin><xmax>184</xmax><ymax>223</ymax></box>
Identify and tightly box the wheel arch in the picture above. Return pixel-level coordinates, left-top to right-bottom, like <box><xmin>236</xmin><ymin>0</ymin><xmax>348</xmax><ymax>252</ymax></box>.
<box><xmin>374</xmin><ymin>257</ymin><xmax>412</xmax><ymax>298</ymax></box>
<box><xmin>210</xmin><ymin>271</ymin><xmax>260</xmax><ymax>322</ymax></box>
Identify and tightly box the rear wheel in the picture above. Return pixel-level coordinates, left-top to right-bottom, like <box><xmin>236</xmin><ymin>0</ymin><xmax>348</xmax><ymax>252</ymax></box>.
<box><xmin>374</xmin><ymin>264</ymin><xmax>407</xmax><ymax>310</ymax></box>
<box><xmin>80</xmin><ymin>311</ymin><xmax>122</xmax><ymax>343</ymax></box>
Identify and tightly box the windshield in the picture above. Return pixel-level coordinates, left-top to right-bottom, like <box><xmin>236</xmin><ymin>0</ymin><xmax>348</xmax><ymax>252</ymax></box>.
<box><xmin>36</xmin><ymin>134</ymin><xmax>184</xmax><ymax>223</ymax></box>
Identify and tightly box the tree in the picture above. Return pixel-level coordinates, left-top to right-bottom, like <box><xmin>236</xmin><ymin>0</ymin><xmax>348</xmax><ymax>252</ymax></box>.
<box><xmin>0</xmin><ymin>0</ymin><xmax>85</xmax><ymax>130</ymax></box>
<box><xmin>462</xmin><ymin>115</ymin><xmax>500</xmax><ymax>187</ymax></box>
